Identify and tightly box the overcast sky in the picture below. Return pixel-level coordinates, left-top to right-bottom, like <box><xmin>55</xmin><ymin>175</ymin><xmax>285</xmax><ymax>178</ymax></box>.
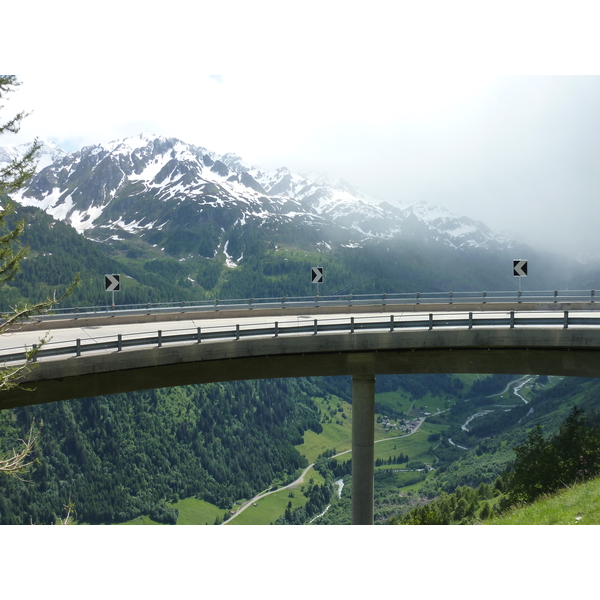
<box><xmin>5</xmin><ymin>2</ymin><xmax>600</xmax><ymax>258</ymax></box>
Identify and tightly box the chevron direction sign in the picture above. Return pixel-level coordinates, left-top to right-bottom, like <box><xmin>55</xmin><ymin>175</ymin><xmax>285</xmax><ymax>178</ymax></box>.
<box><xmin>311</xmin><ymin>267</ymin><xmax>323</xmax><ymax>283</ymax></box>
<box><xmin>513</xmin><ymin>260</ymin><xmax>528</xmax><ymax>277</ymax></box>
<box><xmin>105</xmin><ymin>274</ymin><xmax>121</xmax><ymax>292</ymax></box>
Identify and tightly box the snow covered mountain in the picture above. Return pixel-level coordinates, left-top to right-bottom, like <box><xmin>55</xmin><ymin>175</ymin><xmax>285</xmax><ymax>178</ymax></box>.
<box><xmin>3</xmin><ymin>133</ymin><xmax>518</xmax><ymax>264</ymax></box>
<box><xmin>0</xmin><ymin>139</ymin><xmax>68</xmax><ymax>173</ymax></box>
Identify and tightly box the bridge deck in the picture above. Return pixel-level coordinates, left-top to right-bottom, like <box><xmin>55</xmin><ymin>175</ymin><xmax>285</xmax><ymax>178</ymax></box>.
<box><xmin>2</xmin><ymin>305</ymin><xmax>600</xmax><ymax>409</ymax></box>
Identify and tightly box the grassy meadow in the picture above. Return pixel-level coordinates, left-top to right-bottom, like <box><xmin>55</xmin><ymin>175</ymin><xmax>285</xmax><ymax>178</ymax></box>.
<box><xmin>486</xmin><ymin>477</ymin><xmax>600</xmax><ymax>525</ymax></box>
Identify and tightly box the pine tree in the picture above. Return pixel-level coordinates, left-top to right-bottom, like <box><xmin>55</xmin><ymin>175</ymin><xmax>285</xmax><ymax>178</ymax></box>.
<box><xmin>0</xmin><ymin>76</ymin><xmax>71</xmax><ymax>478</ymax></box>
<box><xmin>0</xmin><ymin>76</ymin><xmax>40</xmax><ymax>286</ymax></box>
<box><xmin>479</xmin><ymin>501</ymin><xmax>491</xmax><ymax>520</ymax></box>
<box><xmin>0</xmin><ymin>76</ymin><xmax>40</xmax><ymax>196</ymax></box>
<box><xmin>506</xmin><ymin>407</ymin><xmax>600</xmax><ymax>506</ymax></box>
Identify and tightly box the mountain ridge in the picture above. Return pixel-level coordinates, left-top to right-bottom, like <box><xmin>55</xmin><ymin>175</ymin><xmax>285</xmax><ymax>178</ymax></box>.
<box><xmin>3</xmin><ymin>133</ymin><xmax>522</xmax><ymax>264</ymax></box>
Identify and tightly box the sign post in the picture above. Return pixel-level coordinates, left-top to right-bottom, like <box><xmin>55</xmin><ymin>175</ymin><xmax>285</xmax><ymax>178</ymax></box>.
<box><xmin>311</xmin><ymin>267</ymin><xmax>323</xmax><ymax>297</ymax></box>
<box><xmin>105</xmin><ymin>274</ymin><xmax>121</xmax><ymax>308</ymax></box>
<box><xmin>513</xmin><ymin>260</ymin><xmax>528</xmax><ymax>292</ymax></box>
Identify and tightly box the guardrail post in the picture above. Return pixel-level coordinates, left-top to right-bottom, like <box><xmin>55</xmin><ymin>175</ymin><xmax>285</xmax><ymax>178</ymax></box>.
<box><xmin>518</xmin><ymin>290</ymin><xmax>522</xmax><ymax>303</ymax></box>
<box><xmin>282</xmin><ymin>297</ymin><xmax>286</xmax><ymax>308</ymax></box>
<box><xmin>249</xmin><ymin>298</ymin><xmax>253</xmax><ymax>310</ymax></box>
<box><xmin>429</xmin><ymin>314</ymin><xmax>433</xmax><ymax>330</ymax></box>
<box><xmin>158</xmin><ymin>331</ymin><xmax>162</xmax><ymax>347</ymax></box>
<box><xmin>416</xmin><ymin>292</ymin><xmax>420</xmax><ymax>305</ymax></box>
<box><xmin>468</xmin><ymin>312</ymin><xmax>473</xmax><ymax>329</ymax></box>
<box><xmin>349</xmin><ymin>294</ymin><xmax>353</xmax><ymax>307</ymax></box>
<box><xmin>236</xmin><ymin>324</ymin><xmax>240</xmax><ymax>340</ymax></box>
<box><xmin>510</xmin><ymin>311</ymin><xmax>515</xmax><ymax>328</ymax></box>
<box><xmin>118</xmin><ymin>334</ymin><xmax>122</xmax><ymax>352</ymax></box>
<box><xmin>197</xmin><ymin>327</ymin><xmax>202</xmax><ymax>343</ymax></box>
<box><xmin>32</xmin><ymin>343</ymin><xmax>37</xmax><ymax>362</ymax></box>
<box><xmin>482</xmin><ymin>291</ymin><xmax>486</xmax><ymax>304</ymax></box>
<box><xmin>390</xmin><ymin>315</ymin><xmax>394</xmax><ymax>332</ymax></box>
<box><xmin>564</xmin><ymin>311</ymin><xmax>569</xmax><ymax>329</ymax></box>
<box><xmin>350</xmin><ymin>317</ymin><xmax>355</xmax><ymax>333</ymax></box>
<box><xmin>592</xmin><ymin>290</ymin><xmax>595</xmax><ymax>304</ymax></box>
<box><xmin>215</xmin><ymin>299</ymin><xmax>219</xmax><ymax>311</ymax></box>
<box><xmin>382</xmin><ymin>293</ymin><xmax>386</xmax><ymax>306</ymax></box>
<box><xmin>554</xmin><ymin>290</ymin><xmax>558</xmax><ymax>304</ymax></box>
<box><xmin>314</xmin><ymin>319</ymin><xmax>318</xmax><ymax>335</ymax></box>
<box><xmin>449</xmin><ymin>291</ymin><xmax>453</xmax><ymax>305</ymax></box>
<box><xmin>76</xmin><ymin>339</ymin><xmax>81</xmax><ymax>357</ymax></box>
<box><xmin>274</xmin><ymin>322</ymin><xmax>278</xmax><ymax>337</ymax></box>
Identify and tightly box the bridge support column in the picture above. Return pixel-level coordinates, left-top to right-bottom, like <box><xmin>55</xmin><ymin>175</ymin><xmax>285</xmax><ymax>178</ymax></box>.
<box><xmin>352</xmin><ymin>374</ymin><xmax>375</xmax><ymax>525</ymax></box>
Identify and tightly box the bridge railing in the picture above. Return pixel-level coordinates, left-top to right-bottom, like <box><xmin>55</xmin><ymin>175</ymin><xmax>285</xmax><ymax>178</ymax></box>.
<box><xmin>2</xmin><ymin>309</ymin><xmax>600</xmax><ymax>365</ymax></box>
<box><xmin>5</xmin><ymin>289</ymin><xmax>598</xmax><ymax>322</ymax></box>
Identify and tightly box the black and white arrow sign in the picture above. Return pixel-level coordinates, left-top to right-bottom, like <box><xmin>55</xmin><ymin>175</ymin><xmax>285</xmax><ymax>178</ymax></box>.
<box><xmin>311</xmin><ymin>267</ymin><xmax>323</xmax><ymax>283</ymax></box>
<box><xmin>105</xmin><ymin>274</ymin><xmax>121</xmax><ymax>292</ymax></box>
<box><xmin>513</xmin><ymin>260</ymin><xmax>528</xmax><ymax>277</ymax></box>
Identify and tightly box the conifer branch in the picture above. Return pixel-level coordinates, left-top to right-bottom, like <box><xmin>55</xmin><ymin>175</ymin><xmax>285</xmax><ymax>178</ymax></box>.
<box><xmin>0</xmin><ymin>420</ymin><xmax>40</xmax><ymax>480</ymax></box>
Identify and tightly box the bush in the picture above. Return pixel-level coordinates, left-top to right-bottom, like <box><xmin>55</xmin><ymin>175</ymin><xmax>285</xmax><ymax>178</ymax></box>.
<box><xmin>149</xmin><ymin>501</ymin><xmax>179</xmax><ymax>525</ymax></box>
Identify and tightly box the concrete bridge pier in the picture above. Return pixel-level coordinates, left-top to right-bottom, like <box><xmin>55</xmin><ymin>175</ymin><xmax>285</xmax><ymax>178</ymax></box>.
<box><xmin>351</xmin><ymin>374</ymin><xmax>375</xmax><ymax>525</ymax></box>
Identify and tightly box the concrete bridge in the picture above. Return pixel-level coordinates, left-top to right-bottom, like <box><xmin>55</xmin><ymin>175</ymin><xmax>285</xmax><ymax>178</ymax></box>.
<box><xmin>3</xmin><ymin>298</ymin><xmax>600</xmax><ymax>524</ymax></box>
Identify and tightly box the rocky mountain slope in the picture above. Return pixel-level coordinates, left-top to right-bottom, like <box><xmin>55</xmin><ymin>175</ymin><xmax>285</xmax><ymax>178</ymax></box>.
<box><xmin>3</xmin><ymin>134</ymin><xmax>519</xmax><ymax>264</ymax></box>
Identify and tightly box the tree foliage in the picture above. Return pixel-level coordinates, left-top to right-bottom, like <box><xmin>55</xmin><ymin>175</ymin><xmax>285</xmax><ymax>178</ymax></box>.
<box><xmin>389</xmin><ymin>479</ymin><xmax>500</xmax><ymax>525</ymax></box>
<box><xmin>0</xmin><ymin>76</ymin><xmax>40</xmax><ymax>195</ymax></box>
<box><xmin>505</xmin><ymin>406</ymin><xmax>600</xmax><ymax>506</ymax></box>
<box><xmin>0</xmin><ymin>76</ymin><xmax>40</xmax><ymax>287</ymax></box>
<box><xmin>0</xmin><ymin>76</ymin><xmax>78</xmax><ymax>480</ymax></box>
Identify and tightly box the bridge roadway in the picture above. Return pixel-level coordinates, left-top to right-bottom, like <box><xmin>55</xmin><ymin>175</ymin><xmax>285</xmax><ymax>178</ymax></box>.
<box><xmin>3</xmin><ymin>301</ymin><xmax>600</xmax><ymax>524</ymax></box>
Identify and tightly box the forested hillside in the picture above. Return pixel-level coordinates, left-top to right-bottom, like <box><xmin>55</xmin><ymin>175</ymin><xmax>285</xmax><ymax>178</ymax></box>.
<box><xmin>0</xmin><ymin>202</ymin><xmax>581</xmax><ymax>312</ymax></box>
<box><xmin>0</xmin><ymin>379</ymin><xmax>323</xmax><ymax>524</ymax></box>
<box><xmin>0</xmin><ymin>203</ymin><xmax>207</xmax><ymax>308</ymax></box>
<box><xmin>389</xmin><ymin>387</ymin><xmax>600</xmax><ymax>525</ymax></box>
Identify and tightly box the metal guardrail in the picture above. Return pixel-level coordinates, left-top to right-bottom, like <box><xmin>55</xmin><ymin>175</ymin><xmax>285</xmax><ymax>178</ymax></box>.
<box><xmin>2</xmin><ymin>309</ymin><xmax>600</xmax><ymax>365</ymax></box>
<box><xmin>4</xmin><ymin>289</ymin><xmax>597</xmax><ymax>323</ymax></box>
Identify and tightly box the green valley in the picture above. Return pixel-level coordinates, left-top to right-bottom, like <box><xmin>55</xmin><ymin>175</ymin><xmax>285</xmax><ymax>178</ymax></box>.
<box><xmin>1</xmin><ymin>204</ymin><xmax>600</xmax><ymax>526</ymax></box>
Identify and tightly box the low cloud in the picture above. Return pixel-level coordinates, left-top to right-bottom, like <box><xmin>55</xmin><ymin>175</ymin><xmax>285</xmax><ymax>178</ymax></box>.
<box><xmin>6</xmin><ymin>74</ymin><xmax>600</xmax><ymax>257</ymax></box>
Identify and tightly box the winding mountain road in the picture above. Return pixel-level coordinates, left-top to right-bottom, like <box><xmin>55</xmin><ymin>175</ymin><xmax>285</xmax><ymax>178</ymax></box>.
<box><xmin>223</xmin><ymin>418</ymin><xmax>425</xmax><ymax>524</ymax></box>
